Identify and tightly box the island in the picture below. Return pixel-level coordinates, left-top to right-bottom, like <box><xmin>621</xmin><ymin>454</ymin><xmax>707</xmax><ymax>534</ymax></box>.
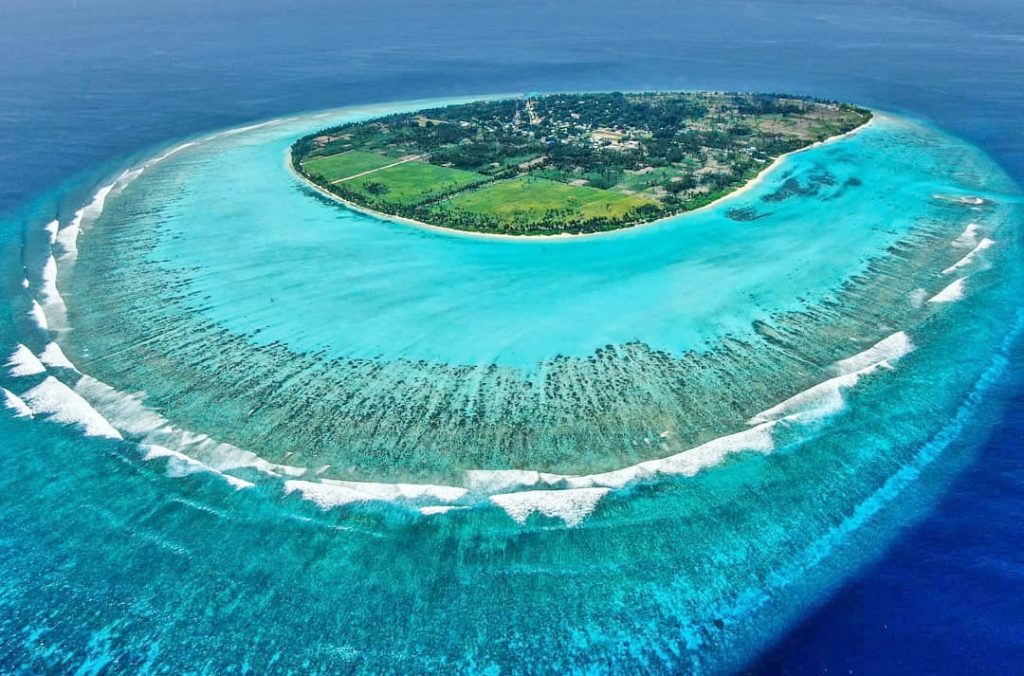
<box><xmin>291</xmin><ymin>92</ymin><xmax>872</xmax><ymax>236</ymax></box>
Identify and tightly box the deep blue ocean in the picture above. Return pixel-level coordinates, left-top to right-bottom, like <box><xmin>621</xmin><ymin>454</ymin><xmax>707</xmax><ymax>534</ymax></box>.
<box><xmin>2</xmin><ymin>0</ymin><xmax>1022</xmax><ymax>672</ymax></box>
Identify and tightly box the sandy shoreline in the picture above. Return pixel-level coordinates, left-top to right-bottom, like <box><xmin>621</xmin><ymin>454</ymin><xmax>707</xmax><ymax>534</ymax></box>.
<box><xmin>287</xmin><ymin>111</ymin><xmax>879</xmax><ymax>243</ymax></box>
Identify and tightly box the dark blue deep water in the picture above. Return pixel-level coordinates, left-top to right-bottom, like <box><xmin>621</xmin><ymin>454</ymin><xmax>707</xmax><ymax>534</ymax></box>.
<box><xmin>2</xmin><ymin>1</ymin><xmax>1022</xmax><ymax>672</ymax></box>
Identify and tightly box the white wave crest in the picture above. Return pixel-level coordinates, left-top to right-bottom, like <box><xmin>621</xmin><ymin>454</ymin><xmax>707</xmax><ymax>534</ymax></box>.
<box><xmin>72</xmin><ymin>374</ymin><xmax>305</xmax><ymax>478</ymax></box>
<box><xmin>148</xmin><ymin>141</ymin><xmax>198</xmax><ymax>166</ymax></box>
<box><xmin>217</xmin><ymin>119</ymin><xmax>283</xmax><ymax>138</ymax></box>
<box><xmin>283</xmin><ymin>480</ymin><xmax>370</xmax><ymax>508</ymax></box>
<box><xmin>490</xmin><ymin>487</ymin><xmax>611</xmax><ymax>527</ymax></box>
<box><xmin>55</xmin><ymin>216</ymin><xmax>81</xmax><ymax>260</ymax></box>
<box><xmin>54</xmin><ymin>181</ymin><xmax>117</xmax><ymax>263</ymax></box>
<box><xmin>467</xmin><ymin>423</ymin><xmax>778</xmax><ymax>497</ymax></box>
<box><xmin>319</xmin><ymin>478</ymin><xmax>467</xmax><ymax>503</ymax></box>
<box><xmin>833</xmin><ymin>331</ymin><xmax>914</xmax><ymax>376</ymax></box>
<box><xmin>953</xmin><ymin>222</ymin><xmax>980</xmax><ymax>247</ymax></box>
<box><xmin>464</xmin><ymin>469</ymin><xmax>570</xmax><ymax>494</ymax></box>
<box><xmin>419</xmin><ymin>505</ymin><xmax>466</xmax><ymax>516</ymax></box>
<box><xmin>2</xmin><ymin>388</ymin><xmax>33</xmax><ymax>418</ymax></box>
<box><xmin>43</xmin><ymin>219</ymin><xmax>58</xmax><ymax>246</ymax></box>
<box><xmin>28</xmin><ymin>299</ymin><xmax>48</xmax><ymax>330</ymax></box>
<box><xmin>6</xmin><ymin>344</ymin><xmax>45</xmax><ymax>377</ymax></box>
<box><xmin>929</xmin><ymin>278</ymin><xmax>966</xmax><ymax>303</ymax></box>
<box><xmin>39</xmin><ymin>254</ymin><xmax>62</xmax><ymax>308</ymax></box>
<box><xmin>39</xmin><ymin>342</ymin><xmax>76</xmax><ymax>371</ymax></box>
<box><xmin>749</xmin><ymin>332</ymin><xmax>914</xmax><ymax>425</ymax></box>
<box><xmin>21</xmin><ymin>376</ymin><xmax>122</xmax><ymax>439</ymax></box>
<box><xmin>284</xmin><ymin>478</ymin><xmax>467</xmax><ymax>509</ymax></box>
<box><xmin>143</xmin><ymin>445</ymin><xmax>254</xmax><ymax>490</ymax></box>
<box><xmin>943</xmin><ymin>238</ymin><xmax>995</xmax><ymax>274</ymax></box>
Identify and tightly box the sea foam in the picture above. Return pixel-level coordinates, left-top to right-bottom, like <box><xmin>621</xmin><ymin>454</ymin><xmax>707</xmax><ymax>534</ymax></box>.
<box><xmin>490</xmin><ymin>487</ymin><xmax>611</xmax><ymax>527</ymax></box>
<box><xmin>467</xmin><ymin>422</ymin><xmax>778</xmax><ymax>497</ymax></box>
<box><xmin>832</xmin><ymin>331</ymin><xmax>914</xmax><ymax>376</ymax></box>
<box><xmin>6</xmin><ymin>344</ymin><xmax>46</xmax><ymax>377</ymax></box>
<box><xmin>54</xmin><ymin>181</ymin><xmax>117</xmax><ymax>263</ymax></box>
<box><xmin>72</xmin><ymin>374</ymin><xmax>305</xmax><ymax>479</ymax></box>
<box><xmin>39</xmin><ymin>342</ymin><xmax>76</xmax><ymax>371</ymax></box>
<box><xmin>55</xmin><ymin>220</ymin><xmax>80</xmax><ymax>260</ymax></box>
<box><xmin>953</xmin><ymin>222</ymin><xmax>980</xmax><ymax>247</ymax></box>
<box><xmin>943</xmin><ymin>238</ymin><xmax>995</xmax><ymax>274</ymax></box>
<box><xmin>148</xmin><ymin>141</ymin><xmax>198</xmax><ymax>166</ymax></box>
<box><xmin>143</xmin><ymin>445</ymin><xmax>254</xmax><ymax>490</ymax></box>
<box><xmin>28</xmin><ymin>299</ymin><xmax>48</xmax><ymax>330</ymax></box>
<box><xmin>42</xmin><ymin>219</ymin><xmax>58</xmax><ymax>246</ymax></box>
<box><xmin>749</xmin><ymin>332</ymin><xmax>914</xmax><ymax>425</ymax></box>
<box><xmin>929</xmin><ymin>278</ymin><xmax>966</xmax><ymax>303</ymax></box>
<box><xmin>2</xmin><ymin>388</ymin><xmax>33</xmax><ymax>418</ymax></box>
<box><xmin>319</xmin><ymin>477</ymin><xmax>468</xmax><ymax>503</ymax></box>
<box><xmin>284</xmin><ymin>478</ymin><xmax>467</xmax><ymax>509</ymax></box>
<box><xmin>21</xmin><ymin>376</ymin><xmax>122</xmax><ymax>439</ymax></box>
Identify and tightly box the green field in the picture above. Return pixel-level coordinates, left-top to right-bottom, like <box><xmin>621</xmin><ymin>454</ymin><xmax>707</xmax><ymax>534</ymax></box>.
<box><xmin>341</xmin><ymin>161</ymin><xmax>489</xmax><ymax>208</ymax></box>
<box><xmin>432</xmin><ymin>176</ymin><xmax>657</xmax><ymax>227</ymax></box>
<box><xmin>300</xmin><ymin>150</ymin><xmax>397</xmax><ymax>182</ymax></box>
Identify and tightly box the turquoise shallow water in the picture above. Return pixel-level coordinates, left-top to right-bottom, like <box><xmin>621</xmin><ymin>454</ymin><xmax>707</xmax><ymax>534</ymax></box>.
<box><xmin>4</xmin><ymin>97</ymin><xmax>1023</xmax><ymax>672</ymax></box>
<box><xmin>50</xmin><ymin>101</ymin><xmax>1023</xmax><ymax>482</ymax></box>
<box><xmin>123</xmin><ymin>111</ymin><xmax>966</xmax><ymax>367</ymax></box>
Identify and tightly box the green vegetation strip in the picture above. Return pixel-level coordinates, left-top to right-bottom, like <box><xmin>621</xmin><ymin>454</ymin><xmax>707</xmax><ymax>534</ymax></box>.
<box><xmin>292</xmin><ymin>92</ymin><xmax>871</xmax><ymax>235</ymax></box>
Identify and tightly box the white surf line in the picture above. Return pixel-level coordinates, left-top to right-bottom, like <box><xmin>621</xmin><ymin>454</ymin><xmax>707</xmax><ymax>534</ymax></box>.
<box><xmin>284</xmin><ymin>478</ymin><xmax>467</xmax><ymax>509</ymax></box>
<box><xmin>43</xmin><ymin>219</ymin><xmax>58</xmax><ymax>246</ymax></box>
<box><xmin>463</xmin><ymin>331</ymin><xmax>914</xmax><ymax>524</ymax></box>
<box><xmin>490</xmin><ymin>488</ymin><xmax>611</xmax><ymax>528</ymax></box>
<box><xmin>38</xmin><ymin>342</ymin><xmax>76</xmax><ymax>371</ymax></box>
<box><xmin>928</xmin><ymin>278</ymin><xmax>966</xmax><ymax>303</ymax></box>
<box><xmin>419</xmin><ymin>505</ymin><xmax>467</xmax><ymax>516</ymax></box>
<box><xmin>6</xmin><ymin>344</ymin><xmax>45</xmax><ymax>377</ymax></box>
<box><xmin>747</xmin><ymin>334</ymin><xmax>915</xmax><ymax>426</ymax></box>
<box><xmin>20</xmin><ymin>376</ymin><xmax>122</xmax><ymax>440</ymax></box>
<box><xmin>39</xmin><ymin>254</ymin><xmax>60</xmax><ymax>304</ymax></box>
<box><xmin>147</xmin><ymin>141</ymin><xmax>198</xmax><ymax>166</ymax></box>
<box><xmin>52</xmin><ymin>139</ymin><xmax>197</xmax><ymax>263</ymax></box>
<box><xmin>28</xmin><ymin>299</ymin><xmax>48</xmax><ymax>330</ymax></box>
<box><xmin>943</xmin><ymin>238</ymin><xmax>995</xmax><ymax>274</ymax></box>
<box><xmin>71</xmin><ymin>373</ymin><xmax>306</xmax><ymax>480</ymax></box>
<box><xmin>2</xmin><ymin>388</ymin><xmax>33</xmax><ymax>418</ymax></box>
<box><xmin>54</xmin><ymin>212</ymin><xmax>82</xmax><ymax>261</ymax></box>
<box><xmin>465</xmin><ymin>423</ymin><xmax>778</xmax><ymax>498</ymax></box>
<box><xmin>16</xmin><ymin>160</ymin><xmax>299</xmax><ymax>495</ymax></box>
<box><xmin>329</xmin><ymin>155</ymin><xmax>423</xmax><ymax>184</ymax></box>
<box><xmin>953</xmin><ymin>222</ymin><xmax>980</xmax><ymax>247</ymax></box>
<box><xmin>144</xmin><ymin>445</ymin><xmax>255</xmax><ymax>491</ymax></box>
<box><xmin>216</xmin><ymin>118</ymin><xmax>285</xmax><ymax>138</ymax></box>
<box><xmin>53</xmin><ymin>179</ymin><xmax>117</xmax><ymax>263</ymax></box>
<box><xmin>832</xmin><ymin>331</ymin><xmax>914</xmax><ymax>376</ymax></box>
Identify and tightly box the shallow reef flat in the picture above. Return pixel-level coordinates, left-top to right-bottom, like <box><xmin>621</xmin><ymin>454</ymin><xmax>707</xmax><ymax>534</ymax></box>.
<box><xmin>52</xmin><ymin>108</ymin><xmax>1019</xmax><ymax>486</ymax></box>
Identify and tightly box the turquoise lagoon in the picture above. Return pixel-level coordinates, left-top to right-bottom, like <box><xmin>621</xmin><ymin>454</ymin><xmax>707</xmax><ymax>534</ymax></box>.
<box><xmin>5</xmin><ymin>98</ymin><xmax>1023</xmax><ymax>672</ymax></box>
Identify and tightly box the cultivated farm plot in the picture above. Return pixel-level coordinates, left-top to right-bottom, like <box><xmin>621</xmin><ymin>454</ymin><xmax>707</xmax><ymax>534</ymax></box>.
<box><xmin>433</xmin><ymin>176</ymin><xmax>658</xmax><ymax>227</ymax></box>
<box><xmin>343</xmin><ymin>161</ymin><xmax>489</xmax><ymax>207</ymax></box>
<box><xmin>301</xmin><ymin>150</ymin><xmax>397</xmax><ymax>182</ymax></box>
